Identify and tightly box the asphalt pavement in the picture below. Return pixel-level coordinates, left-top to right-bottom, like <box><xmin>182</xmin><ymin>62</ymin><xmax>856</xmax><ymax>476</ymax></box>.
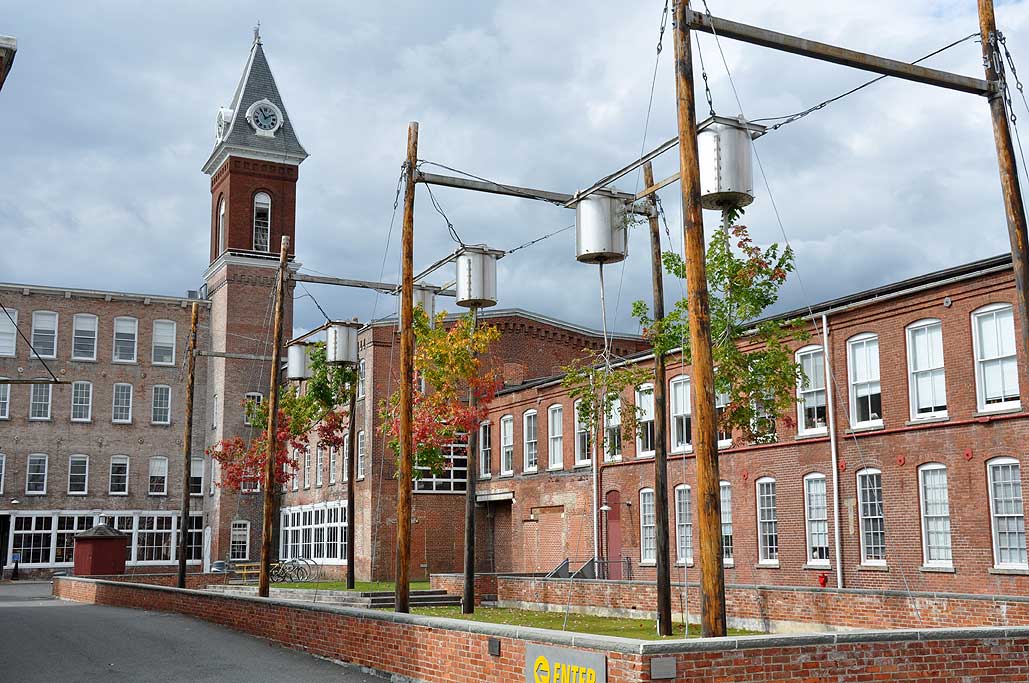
<box><xmin>0</xmin><ymin>581</ymin><xmax>385</xmax><ymax>682</ymax></box>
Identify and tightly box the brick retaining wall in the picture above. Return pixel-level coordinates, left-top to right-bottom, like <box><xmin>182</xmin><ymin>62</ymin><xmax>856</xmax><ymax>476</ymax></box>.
<box><xmin>53</xmin><ymin>575</ymin><xmax>1029</xmax><ymax>682</ymax></box>
<box><xmin>489</xmin><ymin>575</ymin><xmax>1029</xmax><ymax>632</ymax></box>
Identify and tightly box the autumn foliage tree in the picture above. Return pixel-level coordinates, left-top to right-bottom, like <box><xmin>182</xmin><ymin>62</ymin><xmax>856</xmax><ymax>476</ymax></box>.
<box><xmin>380</xmin><ymin>308</ymin><xmax>501</xmax><ymax>477</ymax></box>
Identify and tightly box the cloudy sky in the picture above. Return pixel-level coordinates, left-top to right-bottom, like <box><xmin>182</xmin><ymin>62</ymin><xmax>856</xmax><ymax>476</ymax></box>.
<box><xmin>2</xmin><ymin>0</ymin><xmax>1028</xmax><ymax>337</ymax></box>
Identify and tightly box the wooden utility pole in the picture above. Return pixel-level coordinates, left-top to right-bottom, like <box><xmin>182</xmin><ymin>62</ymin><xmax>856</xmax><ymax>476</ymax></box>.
<box><xmin>462</xmin><ymin>307</ymin><xmax>479</xmax><ymax>614</ymax></box>
<box><xmin>980</xmin><ymin>0</ymin><xmax>1029</xmax><ymax>376</ymax></box>
<box><xmin>346</xmin><ymin>387</ymin><xmax>357</xmax><ymax>590</ymax></box>
<box><xmin>176</xmin><ymin>302</ymin><xmax>199</xmax><ymax>589</ymax></box>
<box><xmin>395</xmin><ymin>122</ymin><xmax>419</xmax><ymax>613</ymax></box>
<box><xmin>673</xmin><ymin>0</ymin><xmax>726</xmax><ymax>638</ymax></box>
<box><xmin>643</xmin><ymin>162</ymin><xmax>673</xmax><ymax>635</ymax></box>
<box><xmin>258</xmin><ymin>235</ymin><xmax>291</xmax><ymax>598</ymax></box>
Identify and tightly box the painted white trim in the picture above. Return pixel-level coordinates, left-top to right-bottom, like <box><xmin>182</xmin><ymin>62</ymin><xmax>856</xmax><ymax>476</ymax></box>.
<box><xmin>500</xmin><ymin>415</ymin><xmax>514</xmax><ymax>476</ymax></box>
<box><xmin>906</xmin><ymin>319</ymin><xmax>948</xmax><ymax>421</ymax></box>
<box><xmin>108</xmin><ymin>455</ymin><xmax>129</xmax><ymax>496</ymax></box>
<box><xmin>803</xmin><ymin>473</ymin><xmax>830</xmax><ymax>567</ymax></box>
<box><xmin>846</xmin><ymin>333</ymin><xmax>883</xmax><ymax>429</ymax></box>
<box><xmin>522</xmin><ymin>409</ymin><xmax>538</xmax><ymax>473</ymax></box>
<box><xmin>25</xmin><ymin>453</ymin><xmax>48</xmax><ymax>495</ymax></box>
<box><xmin>112</xmin><ymin>382</ymin><xmax>133</xmax><ymax>424</ymax></box>
<box><xmin>71</xmin><ymin>313</ymin><xmax>98</xmax><ymax>361</ymax></box>
<box><xmin>70</xmin><ymin>380</ymin><xmax>93</xmax><ymax>422</ymax></box>
<box><xmin>547</xmin><ymin>404</ymin><xmax>563</xmax><ymax>471</ymax></box>
<box><xmin>756</xmin><ymin>477</ymin><xmax>778</xmax><ymax>565</ymax></box>
<box><xmin>112</xmin><ymin>316</ymin><xmax>138</xmax><ymax>364</ymax></box>
<box><xmin>30</xmin><ymin>310</ymin><xmax>58</xmax><ymax>359</ymax></box>
<box><xmin>917</xmin><ymin>462</ymin><xmax>953</xmax><ymax>569</ymax></box>
<box><xmin>639</xmin><ymin>487</ymin><xmax>656</xmax><ymax>564</ymax></box>
<box><xmin>986</xmin><ymin>456</ymin><xmax>1028</xmax><ymax>570</ymax></box>
<box><xmin>67</xmin><ymin>454</ymin><xmax>89</xmax><ymax>495</ymax></box>
<box><xmin>148</xmin><ymin>456</ymin><xmax>169</xmax><ymax>496</ymax></box>
<box><xmin>972</xmin><ymin>303</ymin><xmax>1021</xmax><ymax>414</ymax></box>
<box><xmin>856</xmin><ymin>468</ymin><xmax>887</xmax><ymax>566</ymax></box>
<box><xmin>151</xmin><ymin>319</ymin><xmax>177</xmax><ymax>366</ymax></box>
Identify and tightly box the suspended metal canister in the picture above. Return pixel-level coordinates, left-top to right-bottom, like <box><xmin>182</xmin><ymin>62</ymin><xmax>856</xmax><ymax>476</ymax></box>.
<box><xmin>575</xmin><ymin>194</ymin><xmax>629</xmax><ymax>264</ymax></box>
<box><xmin>286</xmin><ymin>343</ymin><xmax>312</xmax><ymax>380</ymax></box>
<box><xmin>455</xmin><ymin>245</ymin><xmax>503</xmax><ymax>309</ymax></box>
<box><xmin>697</xmin><ymin>115</ymin><xmax>765</xmax><ymax>211</ymax></box>
<box><xmin>413</xmin><ymin>284</ymin><xmax>438</xmax><ymax>324</ymax></box>
<box><xmin>325</xmin><ymin>323</ymin><xmax>360</xmax><ymax>366</ymax></box>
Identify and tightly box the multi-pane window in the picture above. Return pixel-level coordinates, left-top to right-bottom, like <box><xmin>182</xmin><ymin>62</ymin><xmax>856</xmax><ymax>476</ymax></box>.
<box><xmin>0</xmin><ymin>307</ymin><xmax>16</xmax><ymax>356</ymax></box>
<box><xmin>303</xmin><ymin>447</ymin><xmax>312</xmax><ymax>488</ymax></box>
<box><xmin>243</xmin><ymin>392</ymin><xmax>262</xmax><ymax>426</ymax></box>
<box><xmin>279</xmin><ymin>502</ymin><xmax>348</xmax><ymax>564</ymax></box>
<box><xmin>112</xmin><ymin>383</ymin><xmax>133</xmax><ymax>423</ymax></box>
<box><xmin>548</xmin><ymin>405</ymin><xmax>563</xmax><ymax>470</ymax></box>
<box><xmin>26</xmin><ymin>453</ymin><xmax>48</xmax><ymax>494</ymax></box>
<box><xmin>113</xmin><ymin>317</ymin><xmax>138</xmax><ymax>362</ymax></box>
<box><xmin>291</xmin><ymin>450</ymin><xmax>299</xmax><ymax>491</ymax></box>
<box><xmin>241</xmin><ymin>465</ymin><xmax>260</xmax><ymax>493</ymax></box>
<box><xmin>973</xmin><ymin>304</ymin><xmax>1020</xmax><ymax>412</ymax></box>
<box><xmin>315</xmin><ymin>447</ymin><xmax>324</xmax><ymax>487</ymax></box>
<box><xmin>253</xmin><ymin>192</ymin><xmax>271</xmax><ymax>252</ymax></box>
<box><xmin>30</xmin><ymin>382</ymin><xmax>51</xmax><ymax>420</ymax></box>
<box><xmin>500</xmin><ymin>415</ymin><xmax>514</xmax><ymax>475</ymax></box>
<box><xmin>0</xmin><ymin>379</ymin><xmax>7</xmax><ymax>419</ymax></box>
<box><xmin>907</xmin><ymin>319</ymin><xmax>947</xmax><ymax>419</ymax></box>
<box><xmin>190</xmin><ymin>457</ymin><xmax>203</xmax><ymax>495</ymax></box>
<box><xmin>675</xmin><ymin>484</ymin><xmax>693</xmax><ymax>564</ymax></box>
<box><xmin>573</xmin><ymin>400</ymin><xmax>591</xmax><ymax>465</ymax></box>
<box><xmin>109</xmin><ymin>455</ymin><xmax>129</xmax><ymax>495</ymax></box>
<box><xmin>479</xmin><ymin>421</ymin><xmax>491</xmax><ymax>477</ymax></box>
<box><xmin>72</xmin><ymin>314</ymin><xmax>97</xmax><ymax>360</ymax></box>
<box><xmin>604</xmin><ymin>397</ymin><xmax>622</xmax><ymax>461</ymax></box>
<box><xmin>152</xmin><ymin>320</ymin><xmax>176</xmax><ymax>365</ymax></box>
<box><xmin>640</xmin><ymin>488</ymin><xmax>656</xmax><ymax>564</ymax></box>
<box><xmin>523</xmin><ymin>410</ymin><xmax>538</xmax><ymax>472</ymax></box>
<box><xmin>751</xmin><ymin>395</ymin><xmax>777</xmax><ymax>443</ymax></box>
<box><xmin>357</xmin><ymin>431</ymin><xmax>365</xmax><ymax>479</ymax></box>
<box><xmin>329</xmin><ymin>446</ymin><xmax>337</xmax><ymax>485</ymax></box>
<box><xmin>857</xmin><ymin>468</ymin><xmax>886</xmax><ymax>564</ymax></box>
<box><xmin>796</xmin><ymin>345</ymin><xmax>828</xmax><ymax>434</ymax></box>
<box><xmin>848</xmin><ymin>333</ymin><xmax>882</xmax><ymax>427</ymax></box>
<box><xmin>0</xmin><ymin>453</ymin><xmax>5</xmax><ymax>494</ymax></box>
<box><xmin>918</xmin><ymin>463</ymin><xmax>952</xmax><ymax>566</ymax></box>
<box><xmin>148</xmin><ymin>456</ymin><xmax>168</xmax><ymax>495</ymax></box>
<box><xmin>756</xmin><ymin>477</ymin><xmax>778</xmax><ymax>564</ymax></box>
<box><xmin>988</xmin><ymin>457</ymin><xmax>1027</xmax><ymax>568</ymax></box>
<box><xmin>137</xmin><ymin>514</ymin><xmax>174</xmax><ymax>562</ymax></box>
<box><xmin>230</xmin><ymin>521</ymin><xmax>250</xmax><ymax>560</ymax></box>
<box><xmin>804</xmin><ymin>474</ymin><xmax>829</xmax><ymax>565</ymax></box>
<box><xmin>68</xmin><ymin>454</ymin><xmax>88</xmax><ymax>494</ymax></box>
<box><xmin>31</xmin><ymin>311</ymin><xmax>57</xmax><ymax>358</ymax></box>
<box><xmin>357</xmin><ymin>359</ymin><xmax>366</xmax><ymax>398</ymax></box>
<box><xmin>720</xmin><ymin>481</ymin><xmax>733</xmax><ymax>564</ymax></box>
<box><xmin>13</xmin><ymin>515</ymin><xmax>54</xmax><ymax>564</ymax></box>
<box><xmin>636</xmin><ymin>384</ymin><xmax>655</xmax><ymax>456</ymax></box>
<box><xmin>670</xmin><ymin>376</ymin><xmax>691</xmax><ymax>452</ymax></box>
<box><xmin>414</xmin><ymin>442</ymin><xmax>468</xmax><ymax>492</ymax></box>
<box><xmin>152</xmin><ymin>385</ymin><xmax>171</xmax><ymax>424</ymax></box>
<box><xmin>71</xmin><ymin>381</ymin><xmax>92</xmax><ymax>421</ymax></box>
<box><xmin>715</xmin><ymin>390</ymin><xmax>732</xmax><ymax>446</ymax></box>
<box><xmin>218</xmin><ymin>197</ymin><xmax>227</xmax><ymax>254</ymax></box>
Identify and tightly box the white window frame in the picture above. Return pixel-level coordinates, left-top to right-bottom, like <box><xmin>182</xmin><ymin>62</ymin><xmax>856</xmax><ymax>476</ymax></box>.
<box><xmin>189</xmin><ymin>457</ymin><xmax>204</xmax><ymax>496</ymax></box>
<box><xmin>0</xmin><ymin>378</ymin><xmax>7</xmax><ymax>420</ymax></box>
<box><xmin>357</xmin><ymin>431</ymin><xmax>365</xmax><ymax>479</ymax></box>
<box><xmin>357</xmin><ymin>358</ymin><xmax>366</xmax><ymax>399</ymax></box>
<box><xmin>29</xmin><ymin>381</ymin><xmax>51</xmax><ymax>421</ymax></box>
<box><xmin>906</xmin><ymin>319</ymin><xmax>947</xmax><ymax>420</ymax></box>
<box><xmin>972</xmin><ymin>303</ymin><xmax>1021</xmax><ymax>413</ymax></box>
<box><xmin>604</xmin><ymin>397</ymin><xmax>622</xmax><ymax>462</ymax></box>
<box><xmin>71</xmin><ymin>380</ymin><xmax>93</xmax><ymax>422</ymax></box>
<box><xmin>640</xmin><ymin>487</ymin><xmax>656</xmax><ymax>565</ymax></box>
<box><xmin>523</xmin><ymin>410</ymin><xmax>538</xmax><ymax>473</ymax></box>
<box><xmin>479</xmin><ymin>421</ymin><xmax>491</xmax><ymax>478</ymax></box>
<box><xmin>847</xmin><ymin>333</ymin><xmax>883</xmax><ymax>428</ymax></box>
<box><xmin>756</xmin><ymin>477</ymin><xmax>779</xmax><ymax>566</ymax></box>
<box><xmin>230</xmin><ymin>520</ymin><xmax>251</xmax><ymax>560</ymax></box>
<box><xmin>0</xmin><ymin>453</ymin><xmax>5</xmax><ymax>494</ymax></box>
<box><xmin>315</xmin><ymin>446</ymin><xmax>324</xmax><ymax>487</ymax></box>
<box><xmin>243</xmin><ymin>392</ymin><xmax>262</xmax><ymax>426</ymax></box>
<box><xmin>636</xmin><ymin>384</ymin><xmax>655</xmax><ymax>458</ymax></box>
<box><xmin>217</xmin><ymin>196</ymin><xmax>227</xmax><ymax>254</ymax></box>
<box><xmin>26</xmin><ymin>453</ymin><xmax>48</xmax><ymax>495</ymax></box>
<box><xmin>253</xmin><ymin>191</ymin><xmax>271</xmax><ymax>252</ymax></box>
<box><xmin>674</xmin><ymin>484</ymin><xmax>693</xmax><ymax>565</ymax></box>
<box><xmin>857</xmin><ymin>467</ymin><xmax>887</xmax><ymax>566</ymax></box>
<box><xmin>803</xmin><ymin>473</ymin><xmax>830</xmax><ymax>567</ymax></box>
<box><xmin>500</xmin><ymin>415</ymin><xmax>514</xmax><ymax>476</ymax></box>
<box><xmin>573</xmin><ymin>399</ymin><xmax>591</xmax><ymax>466</ymax></box>
<box><xmin>329</xmin><ymin>446</ymin><xmax>337</xmax><ymax>485</ymax></box>
<box><xmin>68</xmin><ymin>454</ymin><xmax>89</xmax><ymax>495</ymax></box>
<box><xmin>720</xmin><ymin>480</ymin><xmax>733</xmax><ymax>566</ymax></box>
<box><xmin>109</xmin><ymin>455</ymin><xmax>129</xmax><ymax>495</ymax></box>
<box><xmin>670</xmin><ymin>375</ymin><xmax>692</xmax><ymax>453</ymax></box>
<box><xmin>148</xmin><ymin>456</ymin><xmax>168</xmax><ymax>496</ymax></box>
<box><xmin>151</xmin><ymin>320</ymin><xmax>176</xmax><ymax>366</ymax></box>
<box><xmin>0</xmin><ymin>307</ymin><xmax>16</xmax><ymax>357</ymax></box>
<box><xmin>30</xmin><ymin>311</ymin><xmax>58</xmax><ymax>359</ymax></box>
<box><xmin>291</xmin><ymin>450</ymin><xmax>299</xmax><ymax>491</ymax></box>
<box><xmin>152</xmin><ymin>385</ymin><xmax>171</xmax><ymax>425</ymax></box>
<box><xmin>715</xmin><ymin>389</ymin><xmax>732</xmax><ymax>448</ymax></box>
<box><xmin>987</xmin><ymin>456</ymin><xmax>1028</xmax><ymax>570</ymax></box>
<box><xmin>71</xmin><ymin>313</ymin><xmax>98</xmax><ymax>361</ymax></box>
<box><xmin>796</xmin><ymin>345</ymin><xmax>828</xmax><ymax>435</ymax></box>
<box><xmin>112</xmin><ymin>316</ymin><xmax>138</xmax><ymax>363</ymax></box>
<box><xmin>547</xmin><ymin>405</ymin><xmax>563</xmax><ymax>470</ymax></box>
<box><xmin>303</xmin><ymin>447</ymin><xmax>311</xmax><ymax>488</ymax></box>
<box><xmin>112</xmin><ymin>382</ymin><xmax>133</xmax><ymax>424</ymax></box>
<box><xmin>918</xmin><ymin>463</ymin><xmax>953</xmax><ymax>568</ymax></box>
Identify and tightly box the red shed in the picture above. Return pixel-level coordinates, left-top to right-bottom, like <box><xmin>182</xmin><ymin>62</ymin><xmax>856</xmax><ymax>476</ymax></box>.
<box><xmin>73</xmin><ymin>525</ymin><xmax>129</xmax><ymax>576</ymax></box>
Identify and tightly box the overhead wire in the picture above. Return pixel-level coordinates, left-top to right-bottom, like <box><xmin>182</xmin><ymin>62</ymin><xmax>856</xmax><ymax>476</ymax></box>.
<box><xmin>423</xmin><ymin>182</ymin><xmax>465</xmax><ymax>247</ymax></box>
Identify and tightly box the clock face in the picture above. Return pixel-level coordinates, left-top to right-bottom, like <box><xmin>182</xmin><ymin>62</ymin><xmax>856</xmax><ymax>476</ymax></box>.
<box><xmin>252</xmin><ymin>104</ymin><xmax>279</xmax><ymax>131</ymax></box>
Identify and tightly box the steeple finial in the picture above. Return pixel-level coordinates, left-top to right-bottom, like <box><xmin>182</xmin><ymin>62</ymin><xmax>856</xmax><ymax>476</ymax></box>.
<box><xmin>253</xmin><ymin>22</ymin><xmax>261</xmax><ymax>45</ymax></box>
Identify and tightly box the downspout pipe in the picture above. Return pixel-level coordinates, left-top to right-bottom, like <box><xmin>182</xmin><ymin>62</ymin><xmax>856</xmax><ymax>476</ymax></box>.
<box><xmin>822</xmin><ymin>313</ymin><xmax>844</xmax><ymax>589</ymax></box>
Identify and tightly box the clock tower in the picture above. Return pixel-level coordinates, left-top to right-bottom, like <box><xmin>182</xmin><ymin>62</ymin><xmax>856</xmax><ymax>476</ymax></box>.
<box><xmin>202</xmin><ymin>30</ymin><xmax>308</xmax><ymax>564</ymax></box>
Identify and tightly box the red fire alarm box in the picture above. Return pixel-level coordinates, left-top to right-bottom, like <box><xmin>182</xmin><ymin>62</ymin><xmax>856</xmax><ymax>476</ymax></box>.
<box><xmin>73</xmin><ymin>525</ymin><xmax>129</xmax><ymax>576</ymax></box>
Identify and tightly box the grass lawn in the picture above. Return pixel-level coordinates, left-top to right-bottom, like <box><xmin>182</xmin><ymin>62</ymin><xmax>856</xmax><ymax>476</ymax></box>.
<box><xmin>271</xmin><ymin>580</ymin><xmax>431</xmax><ymax>592</ymax></box>
<box><xmin>404</xmin><ymin>606</ymin><xmax>757</xmax><ymax>640</ymax></box>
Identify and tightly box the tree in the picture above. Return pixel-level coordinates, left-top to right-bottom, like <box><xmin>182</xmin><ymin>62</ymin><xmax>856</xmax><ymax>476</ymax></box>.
<box><xmin>632</xmin><ymin>209</ymin><xmax>808</xmax><ymax>444</ymax></box>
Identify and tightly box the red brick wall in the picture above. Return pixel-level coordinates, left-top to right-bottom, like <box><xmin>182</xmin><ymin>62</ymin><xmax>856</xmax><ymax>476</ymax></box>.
<box><xmin>209</xmin><ymin>156</ymin><xmax>298</xmax><ymax>261</ymax></box>
<box><xmin>53</xmin><ymin>576</ymin><xmax>1029</xmax><ymax>683</ymax></box>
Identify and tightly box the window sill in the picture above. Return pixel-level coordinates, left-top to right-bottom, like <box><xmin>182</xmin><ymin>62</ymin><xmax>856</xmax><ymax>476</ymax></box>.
<box><xmin>674</xmin><ymin>561</ymin><xmax>695</xmax><ymax>568</ymax></box>
<box><xmin>25</xmin><ymin>492</ymin><xmax>47</xmax><ymax>496</ymax></box>
<box><xmin>857</xmin><ymin>563</ymin><xmax>889</xmax><ymax>572</ymax></box>
<box><xmin>639</xmin><ymin>561</ymin><xmax>656</xmax><ymax>567</ymax></box>
<box><xmin>573</xmin><ymin>462</ymin><xmax>592</xmax><ymax>469</ymax></box>
<box><xmin>670</xmin><ymin>448</ymin><xmax>693</xmax><ymax>456</ymax></box>
<box><xmin>919</xmin><ymin>564</ymin><xmax>955</xmax><ymax>573</ymax></box>
<box><xmin>28</xmin><ymin>418</ymin><xmax>52</xmax><ymax>423</ymax></box>
<box><xmin>71</xmin><ymin>419</ymin><xmax>92</xmax><ymax>424</ymax></box>
<box><xmin>717</xmin><ymin>441</ymin><xmax>732</xmax><ymax>450</ymax></box>
<box><xmin>112</xmin><ymin>421</ymin><xmax>133</xmax><ymax>426</ymax></box>
<box><xmin>547</xmin><ymin>466</ymin><xmax>564</xmax><ymax>472</ymax></box>
<box><xmin>151</xmin><ymin>362</ymin><xmax>176</xmax><ymax>368</ymax></box>
<box><xmin>523</xmin><ymin>468</ymin><xmax>538</xmax><ymax>475</ymax></box>
<box><xmin>845</xmin><ymin>423</ymin><xmax>884</xmax><ymax>435</ymax></box>
<box><xmin>723</xmin><ymin>560</ymin><xmax>735</xmax><ymax>568</ymax></box>
<box><xmin>67</xmin><ymin>492</ymin><xmax>87</xmax><ymax>496</ymax></box>
<box><xmin>109</xmin><ymin>492</ymin><xmax>128</xmax><ymax>496</ymax></box>
<box><xmin>988</xmin><ymin>567</ymin><xmax>1029</xmax><ymax>576</ymax></box>
<box><xmin>148</xmin><ymin>493</ymin><xmax>167</xmax><ymax>497</ymax></box>
<box><xmin>795</xmin><ymin>429</ymin><xmax>828</xmax><ymax>440</ymax></box>
<box><xmin>499</xmin><ymin>473</ymin><xmax>514</xmax><ymax>479</ymax></box>
<box><xmin>976</xmin><ymin>406</ymin><xmax>1022</xmax><ymax>417</ymax></box>
<box><xmin>637</xmin><ymin>453</ymin><xmax>655</xmax><ymax>459</ymax></box>
<box><xmin>190</xmin><ymin>493</ymin><xmax>203</xmax><ymax>498</ymax></box>
<box><xmin>71</xmin><ymin>358</ymin><xmax>97</xmax><ymax>363</ymax></box>
<box><xmin>152</xmin><ymin>422</ymin><xmax>171</xmax><ymax>427</ymax></box>
<box><xmin>803</xmin><ymin>562</ymin><xmax>831</xmax><ymax>570</ymax></box>
<box><xmin>905</xmin><ymin>416</ymin><xmax>949</xmax><ymax>426</ymax></box>
<box><xmin>111</xmin><ymin>360</ymin><xmax>138</xmax><ymax>365</ymax></box>
<box><xmin>604</xmin><ymin>456</ymin><xmax>623</xmax><ymax>463</ymax></box>
<box><xmin>755</xmin><ymin>561</ymin><xmax>780</xmax><ymax>569</ymax></box>
<box><xmin>479</xmin><ymin>475</ymin><xmax>492</xmax><ymax>480</ymax></box>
